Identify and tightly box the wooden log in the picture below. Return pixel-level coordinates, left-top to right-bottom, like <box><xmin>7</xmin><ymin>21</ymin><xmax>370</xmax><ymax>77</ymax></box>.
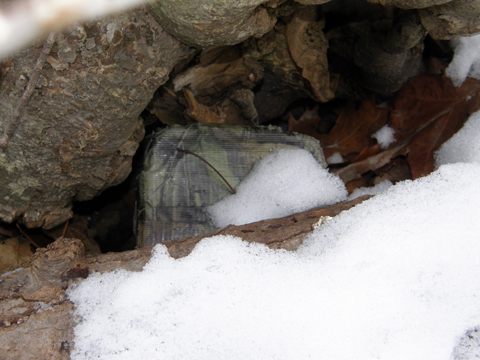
<box><xmin>0</xmin><ymin>196</ymin><xmax>370</xmax><ymax>359</ymax></box>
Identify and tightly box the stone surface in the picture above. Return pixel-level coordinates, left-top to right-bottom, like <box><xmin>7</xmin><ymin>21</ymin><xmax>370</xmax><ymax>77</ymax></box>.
<box><xmin>293</xmin><ymin>0</ymin><xmax>332</xmax><ymax>4</ymax></box>
<box><xmin>367</xmin><ymin>0</ymin><xmax>451</xmax><ymax>8</ymax></box>
<box><xmin>419</xmin><ymin>0</ymin><xmax>480</xmax><ymax>39</ymax></box>
<box><xmin>146</xmin><ymin>0</ymin><xmax>480</xmax><ymax>48</ymax></box>
<box><xmin>366</xmin><ymin>0</ymin><xmax>480</xmax><ymax>40</ymax></box>
<box><xmin>352</xmin><ymin>11</ymin><xmax>426</xmax><ymax>95</ymax></box>
<box><xmin>147</xmin><ymin>0</ymin><xmax>277</xmax><ymax>47</ymax></box>
<box><xmin>0</xmin><ymin>7</ymin><xmax>190</xmax><ymax>228</ymax></box>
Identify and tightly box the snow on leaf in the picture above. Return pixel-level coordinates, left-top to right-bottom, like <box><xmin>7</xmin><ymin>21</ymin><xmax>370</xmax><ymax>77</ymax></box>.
<box><xmin>317</xmin><ymin>97</ymin><xmax>389</xmax><ymax>161</ymax></box>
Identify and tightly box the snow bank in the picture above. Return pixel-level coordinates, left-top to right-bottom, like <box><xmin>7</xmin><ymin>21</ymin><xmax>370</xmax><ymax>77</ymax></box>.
<box><xmin>435</xmin><ymin>110</ymin><xmax>480</xmax><ymax>167</ymax></box>
<box><xmin>68</xmin><ymin>161</ymin><xmax>480</xmax><ymax>360</ymax></box>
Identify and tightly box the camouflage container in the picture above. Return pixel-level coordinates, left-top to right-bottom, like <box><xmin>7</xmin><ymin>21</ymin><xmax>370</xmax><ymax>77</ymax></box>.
<box><xmin>136</xmin><ymin>123</ymin><xmax>326</xmax><ymax>247</ymax></box>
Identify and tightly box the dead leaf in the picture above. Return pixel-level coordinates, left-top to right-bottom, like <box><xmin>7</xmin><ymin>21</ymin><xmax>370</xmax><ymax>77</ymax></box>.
<box><xmin>333</xmin><ymin>142</ymin><xmax>408</xmax><ymax>184</ymax></box>
<box><xmin>318</xmin><ymin>74</ymin><xmax>480</xmax><ymax>191</ymax></box>
<box><xmin>351</xmin><ymin>144</ymin><xmax>381</xmax><ymax>163</ymax></box>
<box><xmin>317</xmin><ymin>97</ymin><xmax>389</xmax><ymax>160</ymax></box>
<box><xmin>285</xmin><ymin>6</ymin><xmax>337</xmax><ymax>102</ymax></box>
<box><xmin>288</xmin><ymin>105</ymin><xmax>321</xmax><ymax>136</ymax></box>
<box><xmin>373</xmin><ymin>157</ymin><xmax>412</xmax><ymax>185</ymax></box>
<box><xmin>391</xmin><ymin>75</ymin><xmax>480</xmax><ymax>178</ymax></box>
<box><xmin>183</xmin><ymin>88</ymin><xmax>227</xmax><ymax>124</ymax></box>
<box><xmin>147</xmin><ymin>86</ymin><xmax>188</xmax><ymax>126</ymax></box>
<box><xmin>345</xmin><ymin>177</ymin><xmax>370</xmax><ymax>194</ymax></box>
<box><xmin>0</xmin><ymin>237</ymin><xmax>34</xmax><ymax>272</ymax></box>
<box><xmin>229</xmin><ymin>88</ymin><xmax>259</xmax><ymax>124</ymax></box>
<box><xmin>173</xmin><ymin>46</ymin><xmax>261</xmax><ymax>97</ymax></box>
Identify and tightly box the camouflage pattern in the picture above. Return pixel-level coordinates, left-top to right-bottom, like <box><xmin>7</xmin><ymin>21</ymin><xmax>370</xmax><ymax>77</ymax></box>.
<box><xmin>137</xmin><ymin>123</ymin><xmax>326</xmax><ymax>246</ymax></box>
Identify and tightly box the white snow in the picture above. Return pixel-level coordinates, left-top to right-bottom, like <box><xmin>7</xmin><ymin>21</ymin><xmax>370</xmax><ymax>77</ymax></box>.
<box><xmin>206</xmin><ymin>148</ymin><xmax>347</xmax><ymax>227</ymax></box>
<box><xmin>67</xmin><ymin>108</ymin><xmax>480</xmax><ymax>359</ymax></box>
<box><xmin>348</xmin><ymin>179</ymin><xmax>393</xmax><ymax>200</ymax></box>
<box><xmin>446</xmin><ymin>34</ymin><xmax>480</xmax><ymax>86</ymax></box>
<box><xmin>371</xmin><ymin>125</ymin><xmax>395</xmax><ymax>149</ymax></box>
<box><xmin>327</xmin><ymin>151</ymin><xmax>344</xmax><ymax>164</ymax></box>
<box><xmin>435</xmin><ymin>110</ymin><xmax>480</xmax><ymax>167</ymax></box>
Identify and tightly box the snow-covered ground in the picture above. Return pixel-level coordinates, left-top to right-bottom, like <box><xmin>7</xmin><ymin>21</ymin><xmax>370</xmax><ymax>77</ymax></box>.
<box><xmin>66</xmin><ymin>36</ymin><xmax>480</xmax><ymax>359</ymax></box>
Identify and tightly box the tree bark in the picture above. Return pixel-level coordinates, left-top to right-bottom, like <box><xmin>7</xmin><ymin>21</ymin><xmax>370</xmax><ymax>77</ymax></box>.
<box><xmin>0</xmin><ymin>196</ymin><xmax>370</xmax><ymax>359</ymax></box>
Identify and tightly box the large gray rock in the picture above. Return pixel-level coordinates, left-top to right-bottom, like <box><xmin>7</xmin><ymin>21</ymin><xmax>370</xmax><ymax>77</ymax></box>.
<box><xmin>367</xmin><ymin>0</ymin><xmax>480</xmax><ymax>39</ymax></box>
<box><xmin>147</xmin><ymin>0</ymin><xmax>277</xmax><ymax>47</ymax></box>
<box><xmin>0</xmin><ymin>7</ymin><xmax>190</xmax><ymax>228</ymax></box>
<box><xmin>147</xmin><ymin>0</ymin><xmax>480</xmax><ymax>49</ymax></box>
<box><xmin>419</xmin><ymin>0</ymin><xmax>480</xmax><ymax>39</ymax></box>
<box><xmin>366</xmin><ymin>0</ymin><xmax>451</xmax><ymax>8</ymax></box>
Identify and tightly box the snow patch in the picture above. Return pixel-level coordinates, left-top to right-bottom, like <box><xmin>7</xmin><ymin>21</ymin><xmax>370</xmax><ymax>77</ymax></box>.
<box><xmin>327</xmin><ymin>151</ymin><xmax>344</xmax><ymax>164</ymax></box>
<box><xmin>435</xmin><ymin>110</ymin><xmax>480</xmax><ymax>167</ymax></box>
<box><xmin>348</xmin><ymin>179</ymin><xmax>393</xmax><ymax>200</ymax></box>
<box><xmin>372</xmin><ymin>125</ymin><xmax>395</xmax><ymax>149</ymax></box>
<box><xmin>446</xmin><ymin>34</ymin><xmax>480</xmax><ymax>86</ymax></box>
<box><xmin>206</xmin><ymin>148</ymin><xmax>347</xmax><ymax>227</ymax></box>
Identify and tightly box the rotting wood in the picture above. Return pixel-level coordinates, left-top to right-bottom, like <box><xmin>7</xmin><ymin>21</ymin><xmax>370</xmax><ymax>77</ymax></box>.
<box><xmin>0</xmin><ymin>195</ymin><xmax>370</xmax><ymax>359</ymax></box>
<box><xmin>161</xmin><ymin>195</ymin><xmax>371</xmax><ymax>258</ymax></box>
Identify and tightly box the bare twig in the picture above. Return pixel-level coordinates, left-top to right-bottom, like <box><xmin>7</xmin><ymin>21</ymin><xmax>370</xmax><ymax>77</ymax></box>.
<box><xmin>0</xmin><ymin>31</ymin><xmax>57</xmax><ymax>148</ymax></box>
<box><xmin>61</xmin><ymin>220</ymin><xmax>70</xmax><ymax>238</ymax></box>
<box><xmin>16</xmin><ymin>223</ymin><xmax>40</xmax><ymax>248</ymax></box>
<box><xmin>177</xmin><ymin>148</ymin><xmax>236</xmax><ymax>194</ymax></box>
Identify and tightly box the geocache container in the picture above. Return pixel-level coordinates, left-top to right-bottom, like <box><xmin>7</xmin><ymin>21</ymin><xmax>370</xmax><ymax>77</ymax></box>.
<box><xmin>136</xmin><ymin>123</ymin><xmax>326</xmax><ymax>247</ymax></box>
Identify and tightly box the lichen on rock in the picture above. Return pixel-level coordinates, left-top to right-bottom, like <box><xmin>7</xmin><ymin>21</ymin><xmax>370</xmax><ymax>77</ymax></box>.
<box><xmin>0</xmin><ymin>8</ymin><xmax>190</xmax><ymax>228</ymax></box>
<box><xmin>147</xmin><ymin>0</ymin><xmax>278</xmax><ymax>47</ymax></box>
